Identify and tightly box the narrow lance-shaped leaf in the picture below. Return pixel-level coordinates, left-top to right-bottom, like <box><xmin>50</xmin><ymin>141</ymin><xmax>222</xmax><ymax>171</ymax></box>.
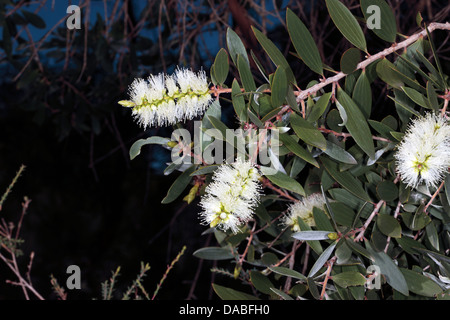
<box><xmin>226</xmin><ymin>28</ymin><xmax>249</xmax><ymax>67</ymax></box>
<box><xmin>278</xmin><ymin>133</ymin><xmax>320</xmax><ymax>168</ymax></box>
<box><xmin>290</xmin><ymin>113</ymin><xmax>327</xmax><ymax>151</ymax></box>
<box><xmin>308</xmin><ymin>241</ymin><xmax>337</xmax><ymax>278</ymax></box>
<box><xmin>271</xmin><ymin>66</ymin><xmax>288</xmax><ymax>108</ymax></box>
<box><xmin>212</xmin><ymin>284</ymin><xmax>260</xmax><ymax>300</ymax></box>
<box><xmin>251</xmin><ymin>26</ymin><xmax>296</xmax><ymax>85</ymax></box>
<box><xmin>352</xmin><ymin>71</ymin><xmax>372</xmax><ymax>118</ymax></box>
<box><xmin>308</xmin><ymin>92</ymin><xmax>332</xmax><ymax>123</ymax></box>
<box><xmin>237</xmin><ymin>54</ymin><xmax>256</xmax><ymax>93</ymax></box>
<box><xmin>320</xmin><ymin>156</ymin><xmax>372</xmax><ymax>203</ymax></box>
<box><xmin>260</xmin><ymin>166</ymin><xmax>306</xmax><ymax>196</ymax></box>
<box><xmin>232</xmin><ymin>79</ymin><xmax>247</xmax><ymax>122</ymax></box>
<box><xmin>286</xmin><ymin>8</ymin><xmax>323</xmax><ymax>75</ymax></box>
<box><xmin>129</xmin><ymin>136</ymin><xmax>171</xmax><ymax>160</ymax></box>
<box><xmin>365</xmin><ymin>241</ymin><xmax>409</xmax><ymax>296</ymax></box>
<box><xmin>212</xmin><ymin>48</ymin><xmax>229</xmax><ymax>85</ymax></box>
<box><xmin>361</xmin><ymin>0</ymin><xmax>397</xmax><ymax>43</ymax></box>
<box><xmin>337</xmin><ymin>88</ymin><xmax>375</xmax><ymax>159</ymax></box>
<box><xmin>161</xmin><ymin>165</ymin><xmax>197</xmax><ymax>204</ymax></box>
<box><xmin>325</xmin><ymin>0</ymin><xmax>367</xmax><ymax>51</ymax></box>
<box><xmin>292</xmin><ymin>230</ymin><xmax>338</xmax><ymax>241</ymax></box>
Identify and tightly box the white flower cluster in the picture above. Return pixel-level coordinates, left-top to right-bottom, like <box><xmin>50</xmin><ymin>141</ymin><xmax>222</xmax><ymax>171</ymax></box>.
<box><xmin>281</xmin><ymin>193</ymin><xmax>327</xmax><ymax>231</ymax></box>
<box><xmin>199</xmin><ymin>160</ymin><xmax>262</xmax><ymax>233</ymax></box>
<box><xmin>119</xmin><ymin>68</ymin><xmax>212</xmax><ymax>128</ymax></box>
<box><xmin>394</xmin><ymin>113</ymin><xmax>450</xmax><ymax>189</ymax></box>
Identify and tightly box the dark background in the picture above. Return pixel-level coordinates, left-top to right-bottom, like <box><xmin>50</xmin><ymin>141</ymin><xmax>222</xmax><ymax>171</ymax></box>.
<box><xmin>0</xmin><ymin>0</ymin><xmax>449</xmax><ymax>300</ymax></box>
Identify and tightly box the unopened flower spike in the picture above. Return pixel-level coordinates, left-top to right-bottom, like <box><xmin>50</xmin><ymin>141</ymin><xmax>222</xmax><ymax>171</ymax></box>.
<box><xmin>394</xmin><ymin>112</ymin><xmax>450</xmax><ymax>190</ymax></box>
<box><xmin>119</xmin><ymin>67</ymin><xmax>212</xmax><ymax>128</ymax></box>
<box><xmin>199</xmin><ymin>160</ymin><xmax>262</xmax><ymax>234</ymax></box>
<box><xmin>281</xmin><ymin>193</ymin><xmax>327</xmax><ymax>231</ymax></box>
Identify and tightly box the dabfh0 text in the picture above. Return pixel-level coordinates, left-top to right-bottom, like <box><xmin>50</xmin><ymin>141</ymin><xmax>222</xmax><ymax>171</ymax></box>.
<box><xmin>223</xmin><ymin>304</ymin><xmax>270</xmax><ymax>315</ymax></box>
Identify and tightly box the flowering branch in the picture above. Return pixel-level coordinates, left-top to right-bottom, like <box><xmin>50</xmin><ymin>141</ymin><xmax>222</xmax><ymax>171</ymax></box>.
<box><xmin>296</xmin><ymin>22</ymin><xmax>450</xmax><ymax>102</ymax></box>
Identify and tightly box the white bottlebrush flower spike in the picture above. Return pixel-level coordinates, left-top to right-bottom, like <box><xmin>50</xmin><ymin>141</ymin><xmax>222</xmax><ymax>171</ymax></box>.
<box><xmin>282</xmin><ymin>193</ymin><xmax>327</xmax><ymax>231</ymax></box>
<box><xmin>119</xmin><ymin>67</ymin><xmax>212</xmax><ymax>128</ymax></box>
<box><xmin>394</xmin><ymin>113</ymin><xmax>450</xmax><ymax>190</ymax></box>
<box><xmin>199</xmin><ymin>160</ymin><xmax>262</xmax><ymax>233</ymax></box>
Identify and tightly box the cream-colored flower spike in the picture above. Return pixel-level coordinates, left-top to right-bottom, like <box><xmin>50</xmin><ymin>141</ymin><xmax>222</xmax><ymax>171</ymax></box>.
<box><xmin>282</xmin><ymin>193</ymin><xmax>327</xmax><ymax>231</ymax></box>
<box><xmin>394</xmin><ymin>113</ymin><xmax>450</xmax><ymax>190</ymax></box>
<box><xmin>118</xmin><ymin>67</ymin><xmax>212</xmax><ymax>128</ymax></box>
<box><xmin>199</xmin><ymin>160</ymin><xmax>262</xmax><ymax>233</ymax></box>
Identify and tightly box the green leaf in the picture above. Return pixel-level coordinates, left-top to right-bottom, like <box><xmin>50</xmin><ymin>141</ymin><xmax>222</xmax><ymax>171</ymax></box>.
<box><xmin>425</xmin><ymin>25</ymin><xmax>447</xmax><ymax>90</ymax></box>
<box><xmin>129</xmin><ymin>136</ymin><xmax>170</xmax><ymax>160</ymax></box>
<box><xmin>368</xmin><ymin>119</ymin><xmax>395</xmax><ymax>140</ymax></box>
<box><xmin>226</xmin><ymin>28</ymin><xmax>249</xmax><ymax>67</ymax></box>
<box><xmin>292</xmin><ymin>231</ymin><xmax>337</xmax><ymax>241</ymax></box>
<box><xmin>365</xmin><ymin>241</ymin><xmax>409</xmax><ymax>296</ymax></box>
<box><xmin>426</xmin><ymin>222</ymin><xmax>440</xmax><ymax>251</ymax></box>
<box><xmin>323</xmin><ymin>140</ymin><xmax>358</xmax><ymax>165</ymax></box>
<box><xmin>161</xmin><ymin>165</ymin><xmax>197</xmax><ymax>204</ymax></box>
<box><xmin>270</xmin><ymin>288</ymin><xmax>294</xmax><ymax>300</ymax></box>
<box><xmin>376</xmin><ymin>214</ymin><xmax>402</xmax><ymax>238</ymax></box>
<box><xmin>325</xmin><ymin>0</ymin><xmax>367</xmax><ymax>51</ymax></box>
<box><xmin>313</xmin><ymin>207</ymin><xmax>335</xmax><ymax>232</ymax></box>
<box><xmin>426</xmin><ymin>81</ymin><xmax>439</xmax><ymax>111</ymax></box>
<box><xmin>290</xmin><ymin>113</ymin><xmax>327</xmax><ymax>151</ymax></box>
<box><xmin>400</xmin><ymin>268</ymin><xmax>443</xmax><ymax>297</ymax></box>
<box><xmin>308</xmin><ymin>92</ymin><xmax>332</xmax><ymax>123</ymax></box>
<box><xmin>212</xmin><ymin>48</ymin><xmax>229</xmax><ymax>85</ymax></box>
<box><xmin>231</xmin><ymin>79</ymin><xmax>247</xmax><ymax>122</ymax></box>
<box><xmin>340</xmin><ymin>48</ymin><xmax>361</xmax><ymax>74</ymax></box>
<box><xmin>296</xmin><ymin>217</ymin><xmax>323</xmax><ymax>255</ymax></box>
<box><xmin>360</xmin><ymin>0</ymin><xmax>397</xmax><ymax>43</ymax></box>
<box><xmin>193</xmin><ymin>247</ymin><xmax>234</xmax><ymax>260</ymax></box>
<box><xmin>251</xmin><ymin>26</ymin><xmax>296</xmax><ymax>85</ymax></box>
<box><xmin>352</xmin><ymin>71</ymin><xmax>372</xmax><ymax>118</ymax></box>
<box><xmin>376</xmin><ymin>180</ymin><xmax>398</xmax><ymax>201</ymax></box>
<box><xmin>271</xmin><ymin>66</ymin><xmax>288</xmax><ymax>108</ymax></box>
<box><xmin>308</xmin><ymin>241</ymin><xmax>337</xmax><ymax>278</ymax></box>
<box><xmin>212</xmin><ymin>283</ymin><xmax>259</xmax><ymax>300</ymax></box>
<box><xmin>445</xmin><ymin>175</ymin><xmax>450</xmax><ymax>205</ymax></box>
<box><xmin>286</xmin><ymin>8</ymin><xmax>323</xmax><ymax>75</ymax></box>
<box><xmin>260</xmin><ymin>166</ymin><xmax>305</xmax><ymax>196</ymax></box>
<box><xmin>402</xmin><ymin>210</ymin><xmax>431</xmax><ymax>231</ymax></box>
<box><xmin>250</xmin><ymin>271</ymin><xmax>275</xmax><ymax>295</ymax></box>
<box><xmin>376</xmin><ymin>59</ymin><xmax>404</xmax><ymax>89</ymax></box>
<box><xmin>396</xmin><ymin>236</ymin><xmax>425</xmax><ymax>255</ymax></box>
<box><xmin>321</xmin><ymin>156</ymin><xmax>372</xmax><ymax>203</ymax></box>
<box><xmin>332</xmin><ymin>271</ymin><xmax>366</xmax><ymax>288</ymax></box>
<box><xmin>401</xmin><ymin>86</ymin><xmax>432</xmax><ymax>109</ymax></box>
<box><xmin>337</xmin><ymin>88</ymin><xmax>375</xmax><ymax>159</ymax></box>
<box><xmin>237</xmin><ymin>54</ymin><xmax>256</xmax><ymax>93</ymax></box>
<box><xmin>269</xmin><ymin>266</ymin><xmax>307</xmax><ymax>281</ymax></box>
<box><xmin>278</xmin><ymin>133</ymin><xmax>319</xmax><ymax>168</ymax></box>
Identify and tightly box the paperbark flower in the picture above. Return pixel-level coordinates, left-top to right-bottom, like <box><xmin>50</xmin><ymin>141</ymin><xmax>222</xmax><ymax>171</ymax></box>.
<box><xmin>199</xmin><ymin>160</ymin><xmax>262</xmax><ymax>233</ymax></box>
<box><xmin>282</xmin><ymin>193</ymin><xmax>327</xmax><ymax>231</ymax></box>
<box><xmin>119</xmin><ymin>68</ymin><xmax>212</xmax><ymax>128</ymax></box>
<box><xmin>394</xmin><ymin>113</ymin><xmax>450</xmax><ymax>189</ymax></box>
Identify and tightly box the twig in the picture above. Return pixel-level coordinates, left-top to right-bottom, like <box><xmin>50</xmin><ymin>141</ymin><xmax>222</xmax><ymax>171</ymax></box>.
<box><xmin>0</xmin><ymin>165</ymin><xmax>26</xmax><ymax>212</ymax></box>
<box><xmin>354</xmin><ymin>200</ymin><xmax>385</xmax><ymax>242</ymax></box>
<box><xmin>424</xmin><ymin>179</ymin><xmax>446</xmax><ymax>214</ymax></box>
<box><xmin>152</xmin><ymin>246</ymin><xmax>186</xmax><ymax>300</ymax></box>
<box><xmin>320</xmin><ymin>256</ymin><xmax>336</xmax><ymax>300</ymax></box>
